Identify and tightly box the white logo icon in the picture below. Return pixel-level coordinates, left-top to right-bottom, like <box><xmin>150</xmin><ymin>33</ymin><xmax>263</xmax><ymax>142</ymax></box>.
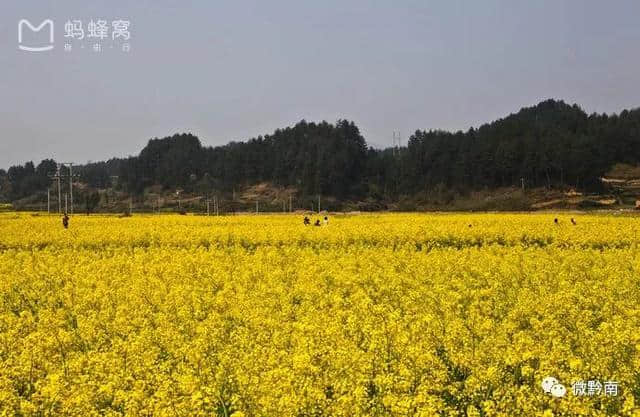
<box><xmin>542</xmin><ymin>376</ymin><xmax>566</xmax><ymax>398</ymax></box>
<box><xmin>18</xmin><ymin>19</ymin><xmax>54</xmax><ymax>52</ymax></box>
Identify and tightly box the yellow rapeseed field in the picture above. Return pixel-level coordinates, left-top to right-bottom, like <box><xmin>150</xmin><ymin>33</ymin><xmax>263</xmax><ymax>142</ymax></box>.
<box><xmin>1</xmin><ymin>212</ymin><xmax>639</xmax><ymax>416</ymax></box>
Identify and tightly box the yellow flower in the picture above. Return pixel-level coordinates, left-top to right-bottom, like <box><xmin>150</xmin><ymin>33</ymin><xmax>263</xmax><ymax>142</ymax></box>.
<box><xmin>0</xmin><ymin>212</ymin><xmax>638</xmax><ymax>416</ymax></box>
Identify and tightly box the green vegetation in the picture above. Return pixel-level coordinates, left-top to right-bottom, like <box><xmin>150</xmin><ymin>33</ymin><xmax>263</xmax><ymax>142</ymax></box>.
<box><xmin>2</xmin><ymin>99</ymin><xmax>640</xmax><ymax>210</ymax></box>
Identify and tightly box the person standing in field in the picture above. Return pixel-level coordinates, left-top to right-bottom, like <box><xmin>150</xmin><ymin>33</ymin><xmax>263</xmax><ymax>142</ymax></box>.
<box><xmin>303</xmin><ymin>216</ymin><xmax>310</xmax><ymax>226</ymax></box>
<box><xmin>62</xmin><ymin>213</ymin><xmax>69</xmax><ymax>229</ymax></box>
<box><xmin>323</xmin><ymin>216</ymin><xmax>329</xmax><ymax>226</ymax></box>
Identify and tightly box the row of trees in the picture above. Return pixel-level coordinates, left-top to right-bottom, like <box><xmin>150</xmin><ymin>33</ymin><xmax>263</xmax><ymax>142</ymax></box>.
<box><xmin>0</xmin><ymin>159</ymin><xmax>58</xmax><ymax>200</ymax></box>
<box><xmin>2</xmin><ymin>100</ymin><xmax>640</xmax><ymax>205</ymax></box>
<box><xmin>118</xmin><ymin>120</ymin><xmax>367</xmax><ymax>198</ymax></box>
<box><xmin>397</xmin><ymin>99</ymin><xmax>640</xmax><ymax>193</ymax></box>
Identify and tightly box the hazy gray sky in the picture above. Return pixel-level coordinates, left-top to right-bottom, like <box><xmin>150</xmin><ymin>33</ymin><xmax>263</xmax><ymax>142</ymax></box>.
<box><xmin>2</xmin><ymin>0</ymin><xmax>640</xmax><ymax>169</ymax></box>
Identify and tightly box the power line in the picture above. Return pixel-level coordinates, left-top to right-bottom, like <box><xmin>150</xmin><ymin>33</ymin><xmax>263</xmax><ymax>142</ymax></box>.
<box><xmin>49</xmin><ymin>163</ymin><xmax>79</xmax><ymax>214</ymax></box>
<box><xmin>392</xmin><ymin>131</ymin><xmax>402</xmax><ymax>157</ymax></box>
<box><xmin>60</xmin><ymin>163</ymin><xmax>79</xmax><ymax>214</ymax></box>
<box><xmin>47</xmin><ymin>164</ymin><xmax>62</xmax><ymax>214</ymax></box>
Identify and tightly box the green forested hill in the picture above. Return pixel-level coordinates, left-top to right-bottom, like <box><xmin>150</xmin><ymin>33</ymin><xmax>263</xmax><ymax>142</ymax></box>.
<box><xmin>3</xmin><ymin>99</ymin><xmax>640</xmax><ymax>209</ymax></box>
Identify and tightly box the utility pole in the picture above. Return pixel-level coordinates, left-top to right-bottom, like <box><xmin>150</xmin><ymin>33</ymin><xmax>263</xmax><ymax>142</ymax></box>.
<box><xmin>47</xmin><ymin>189</ymin><xmax>50</xmax><ymax>214</ymax></box>
<box><xmin>207</xmin><ymin>199</ymin><xmax>210</xmax><ymax>216</ymax></box>
<box><xmin>68</xmin><ymin>163</ymin><xmax>74</xmax><ymax>214</ymax></box>
<box><xmin>318</xmin><ymin>194</ymin><xmax>321</xmax><ymax>214</ymax></box>
<box><xmin>392</xmin><ymin>131</ymin><xmax>402</xmax><ymax>157</ymax></box>
<box><xmin>57</xmin><ymin>165</ymin><xmax>62</xmax><ymax>214</ymax></box>
<box><xmin>256</xmin><ymin>200</ymin><xmax>259</xmax><ymax>214</ymax></box>
<box><xmin>521</xmin><ymin>177</ymin><xmax>525</xmax><ymax>192</ymax></box>
<box><xmin>289</xmin><ymin>194</ymin><xmax>292</xmax><ymax>213</ymax></box>
<box><xmin>59</xmin><ymin>163</ymin><xmax>78</xmax><ymax>214</ymax></box>
<box><xmin>64</xmin><ymin>193</ymin><xmax>68</xmax><ymax>214</ymax></box>
<box><xmin>48</xmin><ymin>164</ymin><xmax>62</xmax><ymax>214</ymax></box>
<box><xmin>392</xmin><ymin>132</ymin><xmax>395</xmax><ymax>157</ymax></box>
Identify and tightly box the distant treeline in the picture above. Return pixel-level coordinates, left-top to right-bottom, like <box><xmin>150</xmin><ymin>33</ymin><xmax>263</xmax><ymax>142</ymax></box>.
<box><xmin>2</xmin><ymin>99</ymin><xmax>640</xmax><ymax>203</ymax></box>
